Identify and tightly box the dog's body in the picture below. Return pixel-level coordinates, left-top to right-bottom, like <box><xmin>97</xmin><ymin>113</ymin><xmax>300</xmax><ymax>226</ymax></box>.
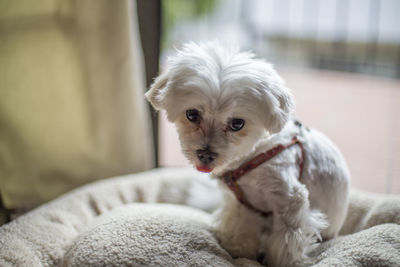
<box><xmin>146</xmin><ymin>42</ymin><xmax>350</xmax><ymax>266</ymax></box>
<box><xmin>214</xmin><ymin>120</ymin><xmax>349</xmax><ymax>266</ymax></box>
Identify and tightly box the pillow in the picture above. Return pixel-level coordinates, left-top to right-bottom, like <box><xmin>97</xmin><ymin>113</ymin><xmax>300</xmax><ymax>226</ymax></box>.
<box><xmin>62</xmin><ymin>203</ymin><xmax>260</xmax><ymax>267</ymax></box>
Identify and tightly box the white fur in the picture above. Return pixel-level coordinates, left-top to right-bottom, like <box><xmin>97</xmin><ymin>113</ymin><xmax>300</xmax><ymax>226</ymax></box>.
<box><xmin>146</xmin><ymin>42</ymin><xmax>350</xmax><ymax>267</ymax></box>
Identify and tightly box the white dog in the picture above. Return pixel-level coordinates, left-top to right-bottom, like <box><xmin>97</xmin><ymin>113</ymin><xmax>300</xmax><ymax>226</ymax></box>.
<box><xmin>146</xmin><ymin>42</ymin><xmax>350</xmax><ymax>266</ymax></box>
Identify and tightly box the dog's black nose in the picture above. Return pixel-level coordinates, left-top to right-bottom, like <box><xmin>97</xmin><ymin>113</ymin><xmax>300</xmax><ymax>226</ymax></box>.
<box><xmin>196</xmin><ymin>148</ymin><xmax>218</xmax><ymax>165</ymax></box>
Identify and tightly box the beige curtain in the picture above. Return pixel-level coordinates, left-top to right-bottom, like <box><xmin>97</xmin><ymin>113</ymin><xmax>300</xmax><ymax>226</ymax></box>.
<box><xmin>0</xmin><ymin>0</ymin><xmax>154</xmax><ymax>210</ymax></box>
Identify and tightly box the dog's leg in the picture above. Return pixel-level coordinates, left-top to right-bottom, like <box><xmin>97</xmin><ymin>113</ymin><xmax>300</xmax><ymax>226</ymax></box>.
<box><xmin>212</xmin><ymin>193</ymin><xmax>264</xmax><ymax>260</ymax></box>
<box><xmin>262</xmin><ymin>183</ymin><xmax>327</xmax><ymax>267</ymax></box>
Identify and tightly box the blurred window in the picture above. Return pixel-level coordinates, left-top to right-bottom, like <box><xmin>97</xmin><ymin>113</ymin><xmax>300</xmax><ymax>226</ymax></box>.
<box><xmin>162</xmin><ymin>0</ymin><xmax>400</xmax><ymax>78</ymax></box>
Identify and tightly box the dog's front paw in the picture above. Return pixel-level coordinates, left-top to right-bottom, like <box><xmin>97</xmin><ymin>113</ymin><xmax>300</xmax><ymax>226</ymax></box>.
<box><xmin>217</xmin><ymin>233</ymin><xmax>260</xmax><ymax>260</ymax></box>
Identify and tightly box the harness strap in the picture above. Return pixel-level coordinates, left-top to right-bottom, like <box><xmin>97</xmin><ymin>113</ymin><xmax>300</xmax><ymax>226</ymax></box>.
<box><xmin>219</xmin><ymin>136</ymin><xmax>305</xmax><ymax>217</ymax></box>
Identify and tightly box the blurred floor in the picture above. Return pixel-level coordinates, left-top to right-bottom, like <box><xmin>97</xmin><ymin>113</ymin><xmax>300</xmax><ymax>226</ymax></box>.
<box><xmin>159</xmin><ymin>68</ymin><xmax>400</xmax><ymax>194</ymax></box>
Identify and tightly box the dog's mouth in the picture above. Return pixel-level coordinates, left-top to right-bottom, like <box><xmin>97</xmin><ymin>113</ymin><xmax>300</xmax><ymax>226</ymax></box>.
<box><xmin>194</xmin><ymin>148</ymin><xmax>217</xmax><ymax>173</ymax></box>
<box><xmin>196</xmin><ymin>165</ymin><xmax>214</xmax><ymax>173</ymax></box>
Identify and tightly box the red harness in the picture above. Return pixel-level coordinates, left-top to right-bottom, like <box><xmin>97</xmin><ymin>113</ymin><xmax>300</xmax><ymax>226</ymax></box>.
<box><xmin>219</xmin><ymin>136</ymin><xmax>305</xmax><ymax>217</ymax></box>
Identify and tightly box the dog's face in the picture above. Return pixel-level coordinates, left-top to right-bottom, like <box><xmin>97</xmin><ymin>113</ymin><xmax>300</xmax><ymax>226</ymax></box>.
<box><xmin>146</xmin><ymin>42</ymin><xmax>294</xmax><ymax>173</ymax></box>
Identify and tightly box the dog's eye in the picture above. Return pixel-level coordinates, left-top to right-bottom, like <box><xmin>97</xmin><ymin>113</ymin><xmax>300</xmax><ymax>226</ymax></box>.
<box><xmin>186</xmin><ymin>109</ymin><xmax>200</xmax><ymax>123</ymax></box>
<box><xmin>229</xmin><ymin>118</ymin><xmax>245</xmax><ymax>131</ymax></box>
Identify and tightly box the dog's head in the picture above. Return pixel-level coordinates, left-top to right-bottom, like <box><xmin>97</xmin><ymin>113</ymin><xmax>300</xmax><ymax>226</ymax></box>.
<box><xmin>146</xmin><ymin>42</ymin><xmax>294</xmax><ymax>173</ymax></box>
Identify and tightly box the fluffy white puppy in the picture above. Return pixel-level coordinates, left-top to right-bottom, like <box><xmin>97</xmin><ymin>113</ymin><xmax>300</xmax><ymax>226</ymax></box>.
<box><xmin>146</xmin><ymin>42</ymin><xmax>350</xmax><ymax>266</ymax></box>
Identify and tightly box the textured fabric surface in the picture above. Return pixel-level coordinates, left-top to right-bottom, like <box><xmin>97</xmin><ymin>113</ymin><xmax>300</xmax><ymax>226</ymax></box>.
<box><xmin>0</xmin><ymin>168</ymin><xmax>399</xmax><ymax>266</ymax></box>
<box><xmin>0</xmin><ymin>0</ymin><xmax>153</xmax><ymax>209</ymax></box>
<box><xmin>62</xmin><ymin>203</ymin><xmax>261</xmax><ymax>267</ymax></box>
<box><xmin>0</xmin><ymin>168</ymin><xmax>220</xmax><ymax>266</ymax></box>
<box><xmin>312</xmin><ymin>223</ymin><xmax>400</xmax><ymax>266</ymax></box>
<box><xmin>62</xmin><ymin>204</ymin><xmax>236</xmax><ymax>266</ymax></box>
<box><xmin>339</xmin><ymin>190</ymin><xmax>400</xmax><ymax>235</ymax></box>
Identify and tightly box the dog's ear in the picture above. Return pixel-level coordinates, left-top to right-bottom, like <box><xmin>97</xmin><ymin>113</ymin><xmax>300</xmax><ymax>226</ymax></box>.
<box><xmin>249</xmin><ymin>61</ymin><xmax>295</xmax><ymax>134</ymax></box>
<box><xmin>260</xmin><ymin>84</ymin><xmax>294</xmax><ymax>134</ymax></box>
<box><xmin>145</xmin><ymin>70</ymin><xmax>170</xmax><ymax>110</ymax></box>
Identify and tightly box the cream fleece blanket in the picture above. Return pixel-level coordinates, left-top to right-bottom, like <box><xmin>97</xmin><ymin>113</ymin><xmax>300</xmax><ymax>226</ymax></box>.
<box><xmin>0</xmin><ymin>168</ymin><xmax>399</xmax><ymax>266</ymax></box>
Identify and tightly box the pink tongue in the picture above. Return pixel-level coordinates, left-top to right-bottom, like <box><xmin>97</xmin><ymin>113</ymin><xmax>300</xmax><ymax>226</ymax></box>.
<box><xmin>196</xmin><ymin>165</ymin><xmax>213</xmax><ymax>173</ymax></box>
